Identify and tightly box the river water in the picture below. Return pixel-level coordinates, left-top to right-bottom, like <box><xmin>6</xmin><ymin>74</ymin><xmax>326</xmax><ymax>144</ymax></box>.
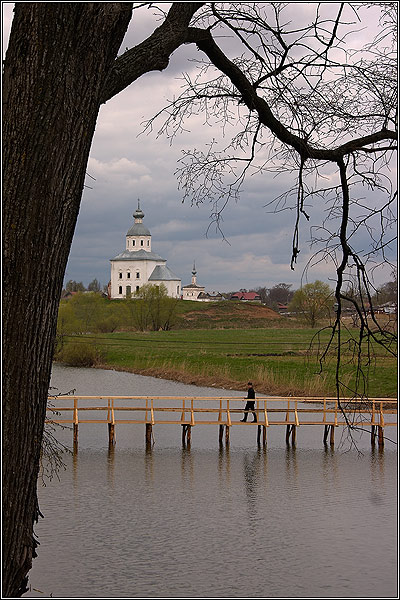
<box><xmin>25</xmin><ymin>365</ymin><xmax>397</xmax><ymax>599</ymax></box>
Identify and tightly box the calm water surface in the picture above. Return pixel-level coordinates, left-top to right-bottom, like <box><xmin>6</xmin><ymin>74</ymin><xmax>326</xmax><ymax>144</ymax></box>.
<box><xmin>25</xmin><ymin>365</ymin><xmax>397</xmax><ymax>599</ymax></box>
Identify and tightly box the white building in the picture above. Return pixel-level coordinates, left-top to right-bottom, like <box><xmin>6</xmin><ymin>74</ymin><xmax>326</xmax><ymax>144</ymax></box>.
<box><xmin>182</xmin><ymin>262</ymin><xmax>205</xmax><ymax>301</ymax></box>
<box><xmin>109</xmin><ymin>201</ymin><xmax>181</xmax><ymax>299</ymax></box>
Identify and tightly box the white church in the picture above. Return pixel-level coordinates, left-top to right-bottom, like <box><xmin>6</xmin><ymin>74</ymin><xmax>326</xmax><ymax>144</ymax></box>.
<box><xmin>109</xmin><ymin>200</ymin><xmax>181</xmax><ymax>299</ymax></box>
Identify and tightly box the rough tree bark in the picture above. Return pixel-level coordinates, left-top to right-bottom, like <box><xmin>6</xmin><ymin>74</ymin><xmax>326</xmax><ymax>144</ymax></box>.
<box><xmin>2</xmin><ymin>3</ymin><xmax>201</xmax><ymax>596</ymax></box>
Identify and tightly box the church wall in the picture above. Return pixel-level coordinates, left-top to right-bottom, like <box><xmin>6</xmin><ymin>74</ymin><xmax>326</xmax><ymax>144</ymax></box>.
<box><xmin>110</xmin><ymin>259</ymin><xmax>179</xmax><ymax>298</ymax></box>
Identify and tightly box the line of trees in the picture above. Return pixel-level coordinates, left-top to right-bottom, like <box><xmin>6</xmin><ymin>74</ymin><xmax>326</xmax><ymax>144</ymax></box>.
<box><xmin>64</xmin><ymin>279</ymin><xmax>104</xmax><ymax>293</ymax></box>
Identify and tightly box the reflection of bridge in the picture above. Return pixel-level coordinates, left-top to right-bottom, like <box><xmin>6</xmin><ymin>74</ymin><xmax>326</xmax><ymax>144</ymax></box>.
<box><xmin>46</xmin><ymin>396</ymin><xmax>397</xmax><ymax>449</ymax></box>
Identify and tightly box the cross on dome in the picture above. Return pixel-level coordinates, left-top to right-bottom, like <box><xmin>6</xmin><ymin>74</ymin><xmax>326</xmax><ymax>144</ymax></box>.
<box><xmin>133</xmin><ymin>198</ymin><xmax>144</xmax><ymax>221</ymax></box>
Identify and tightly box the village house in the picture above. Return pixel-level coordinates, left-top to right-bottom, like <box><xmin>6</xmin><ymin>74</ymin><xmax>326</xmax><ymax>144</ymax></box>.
<box><xmin>109</xmin><ymin>200</ymin><xmax>181</xmax><ymax>299</ymax></box>
<box><xmin>230</xmin><ymin>291</ymin><xmax>262</xmax><ymax>302</ymax></box>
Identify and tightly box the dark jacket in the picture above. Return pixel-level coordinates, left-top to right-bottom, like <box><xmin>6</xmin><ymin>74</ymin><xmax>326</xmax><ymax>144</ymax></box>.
<box><xmin>247</xmin><ymin>386</ymin><xmax>255</xmax><ymax>400</ymax></box>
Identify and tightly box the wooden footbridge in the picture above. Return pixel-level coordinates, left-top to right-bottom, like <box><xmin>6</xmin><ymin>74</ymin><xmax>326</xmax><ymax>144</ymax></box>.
<box><xmin>46</xmin><ymin>395</ymin><xmax>397</xmax><ymax>448</ymax></box>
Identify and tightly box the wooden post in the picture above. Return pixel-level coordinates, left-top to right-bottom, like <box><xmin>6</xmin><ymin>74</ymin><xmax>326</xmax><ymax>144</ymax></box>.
<box><xmin>378</xmin><ymin>402</ymin><xmax>384</xmax><ymax>448</ymax></box>
<box><xmin>181</xmin><ymin>424</ymin><xmax>191</xmax><ymax>445</ymax></box>
<box><xmin>225</xmin><ymin>425</ymin><xmax>230</xmax><ymax>445</ymax></box>
<box><xmin>108</xmin><ymin>423</ymin><xmax>115</xmax><ymax>445</ymax></box>
<box><xmin>286</xmin><ymin>424</ymin><xmax>296</xmax><ymax>445</ymax></box>
<box><xmin>257</xmin><ymin>425</ymin><xmax>266</xmax><ymax>446</ymax></box>
<box><xmin>146</xmin><ymin>423</ymin><xmax>152</xmax><ymax>445</ymax></box>
<box><xmin>323</xmin><ymin>424</ymin><xmax>329</xmax><ymax>444</ymax></box>
<box><xmin>330</xmin><ymin>424</ymin><xmax>335</xmax><ymax>446</ymax></box>
<box><xmin>73</xmin><ymin>423</ymin><xmax>78</xmax><ymax>445</ymax></box>
<box><xmin>378</xmin><ymin>426</ymin><xmax>384</xmax><ymax>448</ymax></box>
<box><xmin>219</xmin><ymin>424</ymin><xmax>224</xmax><ymax>444</ymax></box>
<box><xmin>371</xmin><ymin>425</ymin><xmax>376</xmax><ymax>446</ymax></box>
<box><xmin>73</xmin><ymin>397</ymin><xmax>78</xmax><ymax>445</ymax></box>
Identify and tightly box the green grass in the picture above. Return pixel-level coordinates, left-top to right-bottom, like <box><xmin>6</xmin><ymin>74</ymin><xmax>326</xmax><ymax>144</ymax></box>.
<box><xmin>59</xmin><ymin>328</ymin><xmax>397</xmax><ymax>398</ymax></box>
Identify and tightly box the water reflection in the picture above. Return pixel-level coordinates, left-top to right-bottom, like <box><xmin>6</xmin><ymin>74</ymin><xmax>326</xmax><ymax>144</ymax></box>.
<box><xmin>242</xmin><ymin>449</ymin><xmax>266</xmax><ymax>530</ymax></box>
<box><xmin>107</xmin><ymin>443</ymin><xmax>115</xmax><ymax>488</ymax></box>
<box><xmin>369</xmin><ymin>445</ymin><xmax>386</xmax><ymax>507</ymax></box>
<box><xmin>181</xmin><ymin>446</ymin><xmax>194</xmax><ymax>486</ymax></box>
<box><xmin>144</xmin><ymin>444</ymin><xmax>154</xmax><ymax>484</ymax></box>
<box><xmin>218</xmin><ymin>443</ymin><xmax>231</xmax><ymax>486</ymax></box>
<box><xmin>285</xmin><ymin>444</ymin><xmax>298</xmax><ymax>484</ymax></box>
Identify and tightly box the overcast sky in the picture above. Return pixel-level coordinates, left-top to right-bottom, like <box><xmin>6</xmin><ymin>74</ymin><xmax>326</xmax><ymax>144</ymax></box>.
<box><xmin>3</xmin><ymin>3</ymin><xmax>396</xmax><ymax>293</ymax></box>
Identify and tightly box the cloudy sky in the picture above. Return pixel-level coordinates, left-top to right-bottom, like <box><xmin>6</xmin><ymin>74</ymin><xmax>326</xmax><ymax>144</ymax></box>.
<box><xmin>3</xmin><ymin>3</ymin><xmax>396</xmax><ymax>293</ymax></box>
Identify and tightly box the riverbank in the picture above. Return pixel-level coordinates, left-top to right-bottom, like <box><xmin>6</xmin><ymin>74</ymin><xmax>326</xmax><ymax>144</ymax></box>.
<box><xmin>56</xmin><ymin>328</ymin><xmax>397</xmax><ymax>398</ymax></box>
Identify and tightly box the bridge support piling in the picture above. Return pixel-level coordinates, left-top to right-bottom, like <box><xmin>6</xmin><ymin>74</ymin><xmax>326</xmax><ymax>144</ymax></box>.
<box><xmin>286</xmin><ymin>424</ymin><xmax>296</xmax><ymax>445</ymax></box>
<box><xmin>257</xmin><ymin>425</ymin><xmax>267</xmax><ymax>446</ymax></box>
<box><xmin>219</xmin><ymin>424</ymin><xmax>224</xmax><ymax>444</ymax></box>
<box><xmin>73</xmin><ymin>423</ymin><xmax>78</xmax><ymax>445</ymax></box>
<box><xmin>225</xmin><ymin>425</ymin><xmax>230</xmax><ymax>445</ymax></box>
<box><xmin>378</xmin><ymin>426</ymin><xmax>384</xmax><ymax>448</ymax></box>
<box><xmin>145</xmin><ymin>423</ymin><xmax>152</xmax><ymax>445</ymax></box>
<box><xmin>323</xmin><ymin>425</ymin><xmax>335</xmax><ymax>447</ymax></box>
<box><xmin>181</xmin><ymin>424</ymin><xmax>192</xmax><ymax>446</ymax></box>
<box><xmin>371</xmin><ymin>425</ymin><xmax>376</xmax><ymax>446</ymax></box>
<box><xmin>108</xmin><ymin>423</ymin><xmax>115</xmax><ymax>445</ymax></box>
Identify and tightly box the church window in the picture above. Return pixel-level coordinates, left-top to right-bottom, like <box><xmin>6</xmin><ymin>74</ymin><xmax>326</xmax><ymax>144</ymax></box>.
<box><xmin>147</xmin><ymin>240</ymin><xmax>149</xmax><ymax>247</ymax></box>
<box><xmin>136</xmin><ymin>285</ymin><xmax>140</xmax><ymax>292</ymax></box>
<box><xmin>132</xmin><ymin>240</ymin><xmax>135</xmax><ymax>246</ymax></box>
<box><xmin>141</xmin><ymin>240</ymin><xmax>144</xmax><ymax>247</ymax></box>
<box><xmin>136</xmin><ymin>272</ymin><xmax>140</xmax><ymax>279</ymax></box>
<box><xmin>127</xmin><ymin>272</ymin><xmax>131</xmax><ymax>279</ymax></box>
<box><xmin>119</xmin><ymin>286</ymin><xmax>122</xmax><ymax>295</ymax></box>
<box><xmin>119</xmin><ymin>272</ymin><xmax>122</xmax><ymax>279</ymax></box>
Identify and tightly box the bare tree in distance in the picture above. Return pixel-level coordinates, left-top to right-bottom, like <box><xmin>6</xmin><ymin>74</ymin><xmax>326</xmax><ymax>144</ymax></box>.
<box><xmin>142</xmin><ymin>2</ymin><xmax>397</xmax><ymax>400</ymax></box>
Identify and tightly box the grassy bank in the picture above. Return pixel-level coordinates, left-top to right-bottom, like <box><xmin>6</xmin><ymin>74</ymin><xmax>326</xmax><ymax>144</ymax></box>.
<box><xmin>57</xmin><ymin>328</ymin><xmax>397</xmax><ymax>398</ymax></box>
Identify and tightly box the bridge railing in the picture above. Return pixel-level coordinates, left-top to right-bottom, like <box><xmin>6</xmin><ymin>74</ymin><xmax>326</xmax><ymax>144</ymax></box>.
<box><xmin>46</xmin><ymin>395</ymin><xmax>397</xmax><ymax>427</ymax></box>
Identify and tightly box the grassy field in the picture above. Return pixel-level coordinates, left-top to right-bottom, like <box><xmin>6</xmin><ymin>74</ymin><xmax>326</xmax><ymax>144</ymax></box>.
<box><xmin>60</xmin><ymin>327</ymin><xmax>397</xmax><ymax>398</ymax></box>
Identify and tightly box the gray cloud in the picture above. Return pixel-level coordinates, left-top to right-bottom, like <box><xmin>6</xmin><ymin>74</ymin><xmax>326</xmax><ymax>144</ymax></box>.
<box><xmin>4</xmin><ymin>3</ymin><xmax>396</xmax><ymax>292</ymax></box>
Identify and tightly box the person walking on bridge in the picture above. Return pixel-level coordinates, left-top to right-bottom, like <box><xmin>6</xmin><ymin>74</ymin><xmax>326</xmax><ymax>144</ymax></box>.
<box><xmin>240</xmin><ymin>382</ymin><xmax>257</xmax><ymax>422</ymax></box>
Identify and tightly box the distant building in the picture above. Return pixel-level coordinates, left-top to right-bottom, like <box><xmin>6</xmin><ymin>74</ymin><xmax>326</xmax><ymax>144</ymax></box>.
<box><xmin>109</xmin><ymin>200</ymin><xmax>181</xmax><ymax>299</ymax></box>
<box><xmin>197</xmin><ymin>291</ymin><xmax>224</xmax><ymax>302</ymax></box>
<box><xmin>277</xmin><ymin>302</ymin><xmax>289</xmax><ymax>313</ymax></box>
<box><xmin>230</xmin><ymin>291</ymin><xmax>261</xmax><ymax>302</ymax></box>
<box><xmin>181</xmin><ymin>264</ymin><xmax>224</xmax><ymax>301</ymax></box>
<box><xmin>182</xmin><ymin>262</ymin><xmax>205</xmax><ymax>301</ymax></box>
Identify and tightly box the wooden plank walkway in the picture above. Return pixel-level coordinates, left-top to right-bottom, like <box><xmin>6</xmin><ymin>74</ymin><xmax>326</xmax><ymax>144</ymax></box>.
<box><xmin>46</xmin><ymin>395</ymin><xmax>397</xmax><ymax>448</ymax></box>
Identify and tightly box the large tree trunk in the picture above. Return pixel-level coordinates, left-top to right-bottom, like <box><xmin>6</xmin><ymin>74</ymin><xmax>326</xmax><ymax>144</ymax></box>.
<box><xmin>2</xmin><ymin>4</ymin><xmax>132</xmax><ymax>596</ymax></box>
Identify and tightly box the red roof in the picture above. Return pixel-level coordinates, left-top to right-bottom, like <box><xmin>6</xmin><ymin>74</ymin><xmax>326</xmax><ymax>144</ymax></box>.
<box><xmin>231</xmin><ymin>292</ymin><xmax>261</xmax><ymax>301</ymax></box>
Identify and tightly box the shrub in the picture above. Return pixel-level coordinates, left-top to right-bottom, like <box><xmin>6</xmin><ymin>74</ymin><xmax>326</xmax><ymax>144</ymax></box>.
<box><xmin>59</xmin><ymin>341</ymin><xmax>105</xmax><ymax>367</ymax></box>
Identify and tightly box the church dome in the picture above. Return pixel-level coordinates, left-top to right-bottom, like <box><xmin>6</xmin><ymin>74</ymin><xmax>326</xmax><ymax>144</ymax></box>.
<box><xmin>126</xmin><ymin>222</ymin><xmax>151</xmax><ymax>236</ymax></box>
<box><xmin>126</xmin><ymin>199</ymin><xmax>151</xmax><ymax>236</ymax></box>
